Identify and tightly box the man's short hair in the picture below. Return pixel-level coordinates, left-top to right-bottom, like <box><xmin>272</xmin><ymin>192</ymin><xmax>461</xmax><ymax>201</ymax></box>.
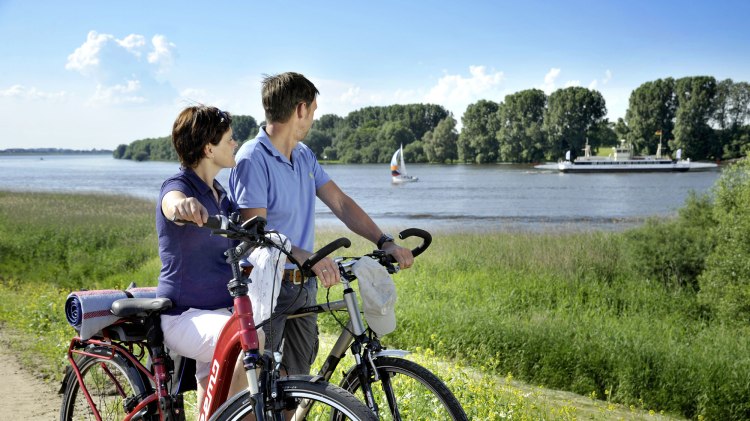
<box><xmin>262</xmin><ymin>72</ymin><xmax>319</xmax><ymax>123</ymax></box>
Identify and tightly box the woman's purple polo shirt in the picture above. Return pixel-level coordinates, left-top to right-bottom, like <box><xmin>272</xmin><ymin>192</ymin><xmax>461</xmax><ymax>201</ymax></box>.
<box><xmin>156</xmin><ymin>168</ymin><xmax>237</xmax><ymax>315</ymax></box>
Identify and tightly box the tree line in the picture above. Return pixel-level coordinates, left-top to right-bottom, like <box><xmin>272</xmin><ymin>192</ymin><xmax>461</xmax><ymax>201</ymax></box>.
<box><xmin>114</xmin><ymin>75</ymin><xmax>749</xmax><ymax>163</ymax></box>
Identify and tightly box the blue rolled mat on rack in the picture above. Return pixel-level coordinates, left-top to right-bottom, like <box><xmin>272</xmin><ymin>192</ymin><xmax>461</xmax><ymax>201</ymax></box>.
<box><xmin>65</xmin><ymin>287</ymin><xmax>156</xmax><ymax>340</ymax></box>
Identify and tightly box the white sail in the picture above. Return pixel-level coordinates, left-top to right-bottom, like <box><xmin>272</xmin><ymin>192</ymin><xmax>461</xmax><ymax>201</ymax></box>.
<box><xmin>399</xmin><ymin>145</ymin><xmax>408</xmax><ymax>176</ymax></box>
<box><xmin>390</xmin><ymin>144</ymin><xmax>418</xmax><ymax>183</ymax></box>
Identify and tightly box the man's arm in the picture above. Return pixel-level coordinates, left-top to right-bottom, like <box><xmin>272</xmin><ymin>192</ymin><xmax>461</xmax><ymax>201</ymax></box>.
<box><xmin>316</xmin><ymin>181</ymin><xmax>414</xmax><ymax>269</ymax></box>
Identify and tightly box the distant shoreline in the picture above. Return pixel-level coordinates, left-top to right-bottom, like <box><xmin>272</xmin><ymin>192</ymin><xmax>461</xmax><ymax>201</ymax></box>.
<box><xmin>0</xmin><ymin>149</ymin><xmax>112</xmax><ymax>155</ymax></box>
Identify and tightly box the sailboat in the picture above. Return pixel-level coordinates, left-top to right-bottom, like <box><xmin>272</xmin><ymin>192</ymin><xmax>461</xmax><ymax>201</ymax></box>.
<box><xmin>390</xmin><ymin>144</ymin><xmax>418</xmax><ymax>184</ymax></box>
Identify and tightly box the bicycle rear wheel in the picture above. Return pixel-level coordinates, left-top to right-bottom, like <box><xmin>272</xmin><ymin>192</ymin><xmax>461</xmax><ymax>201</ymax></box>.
<box><xmin>339</xmin><ymin>356</ymin><xmax>468</xmax><ymax>421</ymax></box>
<box><xmin>59</xmin><ymin>346</ymin><xmax>153</xmax><ymax>421</ymax></box>
<box><xmin>213</xmin><ymin>376</ymin><xmax>377</xmax><ymax>421</ymax></box>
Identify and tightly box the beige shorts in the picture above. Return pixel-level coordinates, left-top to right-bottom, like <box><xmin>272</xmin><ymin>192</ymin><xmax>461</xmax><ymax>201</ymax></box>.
<box><xmin>161</xmin><ymin>307</ymin><xmax>232</xmax><ymax>380</ymax></box>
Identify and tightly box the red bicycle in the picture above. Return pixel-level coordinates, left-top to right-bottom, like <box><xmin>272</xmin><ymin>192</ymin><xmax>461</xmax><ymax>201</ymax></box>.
<box><xmin>59</xmin><ymin>214</ymin><xmax>376</xmax><ymax>421</ymax></box>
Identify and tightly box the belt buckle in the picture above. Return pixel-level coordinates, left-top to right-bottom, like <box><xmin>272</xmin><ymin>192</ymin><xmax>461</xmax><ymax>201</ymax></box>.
<box><xmin>287</xmin><ymin>269</ymin><xmax>304</xmax><ymax>285</ymax></box>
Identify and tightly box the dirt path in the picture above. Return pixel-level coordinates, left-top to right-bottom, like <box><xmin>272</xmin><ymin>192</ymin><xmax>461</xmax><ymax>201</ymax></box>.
<box><xmin>0</xmin><ymin>329</ymin><xmax>60</xmax><ymax>420</ymax></box>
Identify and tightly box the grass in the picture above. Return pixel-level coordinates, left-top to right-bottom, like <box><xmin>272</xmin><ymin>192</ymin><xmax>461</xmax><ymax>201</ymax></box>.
<box><xmin>1</xmin><ymin>191</ymin><xmax>746</xmax><ymax>419</ymax></box>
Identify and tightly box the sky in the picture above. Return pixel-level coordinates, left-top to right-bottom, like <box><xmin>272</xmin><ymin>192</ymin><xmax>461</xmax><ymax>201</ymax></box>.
<box><xmin>1</xmin><ymin>0</ymin><xmax>749</xmax><ymax>150</ymax></box>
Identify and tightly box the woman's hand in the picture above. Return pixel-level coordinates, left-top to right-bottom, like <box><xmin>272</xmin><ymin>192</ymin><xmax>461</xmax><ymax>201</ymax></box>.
<box><xmin>162</xmin><ymin>192</ymin><xmax>208</xmax><ymax>226</ymax></box>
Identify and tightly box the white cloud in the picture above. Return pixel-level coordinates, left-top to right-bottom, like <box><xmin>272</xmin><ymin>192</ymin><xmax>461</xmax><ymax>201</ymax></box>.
<box><xmin>65</xmin><ymin>31</ymin><xmax>112</xmax><ymax>76</ymax></box>
<box><xmin>311</xmin><ymin>66</ymin><xmax>505</xmax><ymax>122</ymax></box>
<box><xmin>540</xmin><ymin>68</ymin><xmax>561</xmax><ymax>93</ymax></box>
<box><xmin>588</xmin><ymin>80</ymin><xmax>598</xmax><ymax>90</ymax></box>
<box><xmin>603</xmin><ymin>69</ymin><xmax>612</xmax><ymax>84</ymax></box>
<box><xmin>65</xmin><ymin>30</ymin><xmax>178</xmax><ymax>106</ymax></box>
<box><xmin>147</xmin><ymin>35</ymin><xmax>177</xmax><ymax>71</ymax></box>
<box><xmin>0</xmin><ymin>84</ymin><xmax>67</xmax><ymax>100</ymax></box>
<box><xmin>425</xmin><ymin>65</ymin><xmax>505</xmax><ymax>112</ymax></box>
<box><xmin>117</xmin><ymin>34</ymin><xmax>147</xmax><ymax>57</ymax></box>
<box><xmin>89</xmin><ymin>80</ymin><xmax>147</xmax><ymax>105</ymax></box>
<box><xmin>339</xmin><ymin>86</ymin><xmax>362</xmax><ymax>104</ymax></box>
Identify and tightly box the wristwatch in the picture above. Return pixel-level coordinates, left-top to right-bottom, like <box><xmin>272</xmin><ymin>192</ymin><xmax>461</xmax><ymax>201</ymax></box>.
<box><xmin>377</xmin><ymin>233</ymin><xmax>395</xmax><ymax>249</ymax></box>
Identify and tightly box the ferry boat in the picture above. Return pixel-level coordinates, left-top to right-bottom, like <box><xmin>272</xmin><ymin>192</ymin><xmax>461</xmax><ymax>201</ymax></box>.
<box><xmin>535</xmin><ymin>140</ymin><xmax>718</xmax><ymax>173</ymax></box>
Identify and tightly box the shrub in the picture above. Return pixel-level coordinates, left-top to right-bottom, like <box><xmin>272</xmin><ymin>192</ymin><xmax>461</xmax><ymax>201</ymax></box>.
<box><xmin>699</xmin><ymin>158</ymin><xmax>750</xmax><ymax>323</ymax></box>
<box><xmin>623</xmin><ymin>191</ymin><xmax>716</xmax><ymax>292</ymax></box>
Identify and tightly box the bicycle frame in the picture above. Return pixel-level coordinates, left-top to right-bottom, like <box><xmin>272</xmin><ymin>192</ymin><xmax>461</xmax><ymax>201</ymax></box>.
<box><xmin>290</xmin><ymin>272</ymin><xmax>411</xmax><ymax>419</ymax></box>
<box><xmin>198</xmin><ymin>291</ymin><xmax>261</xmax><ymax>421</ymax></box>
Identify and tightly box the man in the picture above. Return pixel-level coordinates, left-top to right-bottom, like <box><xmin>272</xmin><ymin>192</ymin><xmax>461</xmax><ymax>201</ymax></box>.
<box><xmin>229</xmin><ymin>72</ymin><xmax>413</xmax><ymax>375</ymax></box>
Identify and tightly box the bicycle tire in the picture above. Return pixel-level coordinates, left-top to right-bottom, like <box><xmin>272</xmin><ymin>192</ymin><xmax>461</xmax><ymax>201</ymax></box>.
<box><xmin>338</xmin><ymin>356</ymin><xmax>468</xmax><ymax>421</ymax></box>
<box><xmin>59</xmin><ymin>346</ymin><xmax>154</xmax><ymax>421</ymax></box>
<box><xmin>212</xmin><ymin>376</ymin><xmax>377</xmax><ymax>421</ymax></box>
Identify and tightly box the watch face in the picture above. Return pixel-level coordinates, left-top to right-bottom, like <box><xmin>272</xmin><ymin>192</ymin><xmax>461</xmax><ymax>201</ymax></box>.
<box><xmin>379</xmin><ymin>233</ymin><xmax>394</xmax><ymax>248</ymax></box>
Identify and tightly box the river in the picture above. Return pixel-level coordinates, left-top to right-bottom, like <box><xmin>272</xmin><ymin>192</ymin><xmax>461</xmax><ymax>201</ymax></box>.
<box><xmin>0</xmin><ymin>154</ymin><xmax>722</xmax><ymax>231</ymax></box>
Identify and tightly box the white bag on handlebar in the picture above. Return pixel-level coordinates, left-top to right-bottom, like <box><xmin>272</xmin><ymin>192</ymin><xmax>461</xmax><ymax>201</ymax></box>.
<box><xmin>353</xmin><ymin>256</ymin><xmax>397</xmax><ymax>336</ymax></box>
<box><xmin>245</xmin><ymin>232</ymin><xmax>291</xmax><ymax>324</ymax></box>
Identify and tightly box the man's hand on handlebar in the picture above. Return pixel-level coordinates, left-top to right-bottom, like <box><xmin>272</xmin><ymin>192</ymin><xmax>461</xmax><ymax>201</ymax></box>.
<box><xmin>293</xmin><ymin>246</ymin><xmax>342</xmax><ymax>288</ymax></box>
<box><xmin>311</xmin><ymin>257</ymin><xmax>341</xmax><ymax>288</ymax></box>
<box><xmin>381</xmin><ymin>242</ymin><xmax>414</xmax><ymax>269</ymax></box>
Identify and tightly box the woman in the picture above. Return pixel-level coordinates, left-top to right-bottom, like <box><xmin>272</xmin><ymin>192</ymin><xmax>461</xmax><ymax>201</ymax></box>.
<box><xmin>155</xmin><ymin>105</ymin><xmax>248</xmax><ymax>406</ymax></box>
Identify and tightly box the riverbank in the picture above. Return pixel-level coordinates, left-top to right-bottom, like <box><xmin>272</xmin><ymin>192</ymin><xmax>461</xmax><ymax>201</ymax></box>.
<box><xmin>0</xmin><ymin>190</ymin><xmax>746</xmax><ymax>419</ymax></box>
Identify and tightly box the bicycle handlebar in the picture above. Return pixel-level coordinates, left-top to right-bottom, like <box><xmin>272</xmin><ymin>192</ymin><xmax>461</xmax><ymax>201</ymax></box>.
<box><xmin>301</xmin><ymin>237</ymin><xmax>351</xmax><ymax>274</ymax></box>
<box><xmin>176</xmin><ymin>214</ymin><xmax>431</xmax><ymax>276</ymax></box>
<box><xmin>176</xmin><ymin>214</ymin><xmax>351</xmax><ymax>274</ymax></box>
<box><xmin>397</xmin><ymin>227</ymin><xmax>432</xmax><ymax>258</ymax></box>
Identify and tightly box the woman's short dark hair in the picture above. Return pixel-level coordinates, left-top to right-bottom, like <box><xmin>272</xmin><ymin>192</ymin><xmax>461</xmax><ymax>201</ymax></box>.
<box><xmin>172</xmin><ymin>105</ymin><xmax>232</xmax><ymax>168</ymax></box>
<box><xmin>262</xmin><ymin>72</ymin><xmax>319</xmax><ymax>123</ymax></box>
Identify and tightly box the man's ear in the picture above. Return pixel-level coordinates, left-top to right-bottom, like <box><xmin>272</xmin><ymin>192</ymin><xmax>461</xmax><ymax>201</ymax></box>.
<box><xmin>295</xmin><ymin>102</ymin><xmax>306</xmax><ymax>119</ymax></box>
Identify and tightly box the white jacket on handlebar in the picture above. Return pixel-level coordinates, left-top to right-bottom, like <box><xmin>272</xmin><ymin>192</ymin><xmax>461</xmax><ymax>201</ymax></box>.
<box><xmin>246</xmin><ymin>232</ymin><xmax>291</xmax><ymax>324</ymax></box>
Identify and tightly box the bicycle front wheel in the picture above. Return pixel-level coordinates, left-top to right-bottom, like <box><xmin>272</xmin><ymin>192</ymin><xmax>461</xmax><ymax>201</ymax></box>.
<box><xmin>213</xmin><ymin>376</ymin><xmax>377</xmax><ymax>421</ymax></box>
<box><xmin>339</xmin><ymin>356</ymin><xmax>468</xmax><ymax>421</ymax></box>
<box><xmin>59</xmin><ymin>347</ymin><xmax>153</xmax><ymax>421</ymax></box>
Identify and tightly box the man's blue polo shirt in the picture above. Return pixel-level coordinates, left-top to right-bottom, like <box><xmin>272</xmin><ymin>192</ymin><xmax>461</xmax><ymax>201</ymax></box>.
<box><xmin>156</xmin><ymin>167</ymin><xmax>237</xmax><ymax>315</ymax></box>
<box><xmin>229</xmin><ymin>127</ymin><xmax>330</xmax><ymax>259</ymax></box>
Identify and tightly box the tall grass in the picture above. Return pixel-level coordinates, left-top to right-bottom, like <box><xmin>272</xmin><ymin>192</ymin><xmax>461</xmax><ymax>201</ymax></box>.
<box><xmin>1</xmin><ymin>191</ymin><xmax>746</xmax><ymax>419</ymax></box>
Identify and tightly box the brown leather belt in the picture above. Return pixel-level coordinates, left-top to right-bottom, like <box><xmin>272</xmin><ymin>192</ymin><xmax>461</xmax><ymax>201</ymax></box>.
<box><xmin>241</xmin><ymin>266</ymin><xmax>308</xmax><ymax>285</ymax></box>
<box><xmin>282</xmin><ymin>269</ymin><xmax>307</xmax><ymax>285</ymax></box>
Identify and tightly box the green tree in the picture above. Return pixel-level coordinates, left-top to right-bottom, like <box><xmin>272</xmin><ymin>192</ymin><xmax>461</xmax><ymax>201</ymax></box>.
<box><xmin>337</xmin><ymin>127</ymin><xmax>379</xmax><ymax>163</ymax></box>
<box><xmin>303</xmin><ymin>129</ymin><xmax>332</xmax><ymax>158</ymax></box>
<box><xmin>698</xmin><ymin>159</ymin><xmax>750</xmax><ymax>323</ymax></box>
<box><xmin>403</xmin><ymin>141</ymin><xmax>426</xmax><ymax>163</ymax></box>
<box><xmin>625</xmin><ymin>78</ymin><xmax>677</xmax><ymax>154</ymax></box>
<box><xmin>231</xmin><ymin>115</ymin><xmax>259</xmax><ymax>143</ymax></box>
<box><xmin>714</xmin><ymin>79</ymin><xmax>750</xmax><ymax>159</ymax></box>
<box><xmin>377</xmin><ymin>122</ymin><xmax>416</xmax><ymax>162</ymax></box>
<box><xmin>423</xmin><ymin>116</ymin><xmax>458</xmax><ymax>163</ymax></box>
<box><xmin>613</xmin><ymin>118</ymin><xmax>630</xmax><ymax>143</ymax></box>
<box><xmin>459</xmin><ymin>100</ymin><xmax>500</xmax><ymax>163</ymax></box>
<box><xmin>543</xmin><ymin>87</ymin><xmax>607</xmax><ymax>160</ymax></box>
<box><xmin>496</xmin><ymin>89</ymin><xmax>547</xmax><ymax>162</ymax></box>
<box><xmin>672</xmin><ymin>76</ymin><xmax>719</xmax><ymax>159</ymax></box>
<box><xmin>113</xmin><ymin>144</ymin><xmax>127</xmax><ymax>159</ymax></box>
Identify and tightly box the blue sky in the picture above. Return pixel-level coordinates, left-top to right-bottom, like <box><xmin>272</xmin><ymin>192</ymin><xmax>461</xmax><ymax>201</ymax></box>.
<box><xmin>1</xmin><ymin>0</ymin><xmax>748</xmax><ymax>150</ymax></box>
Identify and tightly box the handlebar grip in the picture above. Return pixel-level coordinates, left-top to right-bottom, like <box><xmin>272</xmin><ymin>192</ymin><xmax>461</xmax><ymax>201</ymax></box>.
<box><xmin>398</xmin><ymin>228</ymin><xmax>432</xmax><ymax>257</ymax></box>
<box><xmin>204</xmin><ymin>215</ymin><xmax>229</xmax><ymax>230</ymax></box>
<box><xmin>174</xmin><ymin>214</ymin><xmax>228</xmax><ymax>229</ymax></box>
<box><xmin>301</xmin><ymin>237</ymin><xmax>352</xmax><ymax>273</ymax></box>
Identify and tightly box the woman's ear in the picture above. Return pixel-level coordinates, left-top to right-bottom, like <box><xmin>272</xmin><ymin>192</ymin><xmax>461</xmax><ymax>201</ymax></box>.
<box><xmin>204</xmin><ymin>144</ymin><xmax>214</xmax><ymax>159</ymax></box>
